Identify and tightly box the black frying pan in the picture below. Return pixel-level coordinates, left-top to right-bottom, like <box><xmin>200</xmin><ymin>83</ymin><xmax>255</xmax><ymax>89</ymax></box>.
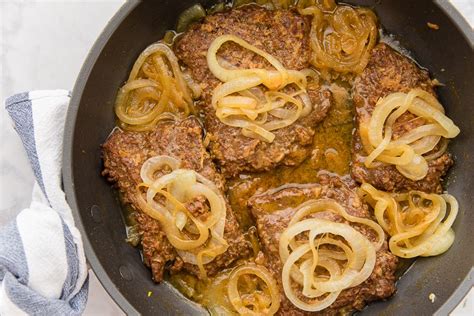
<box><xmin>63</xmin><ymin>1</ymin><xmax>474</xmax><ymax>315</ymax></box>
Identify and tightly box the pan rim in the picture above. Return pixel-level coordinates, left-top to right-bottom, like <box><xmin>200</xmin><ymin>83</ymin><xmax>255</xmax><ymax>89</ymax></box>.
<box><xmin>63</xmin><ymin>1</ymin><xmax>141</xmax><ymax>315</ymax></box>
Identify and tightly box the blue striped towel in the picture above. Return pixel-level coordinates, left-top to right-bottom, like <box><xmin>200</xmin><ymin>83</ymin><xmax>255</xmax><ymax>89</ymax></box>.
<box><xmin>1</xmin><ymin>91</ymin><xmax>89</xmax><ymax>315</ymax></box>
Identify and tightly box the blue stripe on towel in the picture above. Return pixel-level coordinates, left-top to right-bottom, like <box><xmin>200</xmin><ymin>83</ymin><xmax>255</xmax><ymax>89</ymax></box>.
<box><xmin>0</xmin><ymin>220</ymin><xmax>29</xmax><ymax>285</ymax></box>
<box><xmin>61</xmin><ymin>220</ymin><xmax>80</xmax><ymax>300</ymax></box>
<box><xmin>5</xmin><ymin>274</ymin><xmax>87</xmax><ymax>316</ymax></box>
<box><xmin>5</xmin><ymin>93</ymin><xmax>49</xmax><ymax>204</ymax></box>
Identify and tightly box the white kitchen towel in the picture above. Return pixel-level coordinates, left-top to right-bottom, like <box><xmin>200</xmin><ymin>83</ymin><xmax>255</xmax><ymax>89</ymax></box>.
<box><xmin>1</xmin><ymin>90</ymin><xmax>88</xmax><ymax>315</ymax></box>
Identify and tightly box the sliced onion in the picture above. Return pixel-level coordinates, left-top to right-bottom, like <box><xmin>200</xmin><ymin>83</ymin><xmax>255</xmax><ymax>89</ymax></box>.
<box><xmin>140</xmin><ymin>155</ymin><xmax>181</xmax><ymax>183</ymax></box>
<box><xmin>424</xmin><ymin>138</ymin><xmax>449</xmax><ymax>161</ymax></box>
<box><xmin>299</xmin><ymin>92</ymin><xmax>313</xmax><ymax>117</ymax></box>
<box><xmin>359</xmin><ymin>183</ymin><xmax>458</xmax><ymax>258</ymax></box>
<box><xmin>361</xmin><ymin>89</ymin><xmax>460</xmax><ymax>181</ymax></box>
<box><xmin>227</xmin><ymin>263</ymin><xmax>280</xmax><ymax>315</ymax></box>
<box><xmin>279</xmin><ymin>218</ymin><xmax>376</xmax><ymax>312</ymax></box>
<box><xmin>207</xmin><ymin>34</ymin><xmax>317</xmax><ymax>143</ymax></box>
<box><xmin>396</xmin><ymin>154</ymin><xmax>429</xmax><ymax>181</ymax></box>
<box><xmin>288</xmin><ymin>199</ymin><xmax>385</xmax><ymax>250</ymax></box>
<box><xmin>137</xmin><ymin>155</ymin><xmax>228</xmax><ymax>277</ymax></box>
<box><xmin>207</xmin><ymin>34</ymin><xmax>289</xmax><ymax>89</ymax></box>
<box><xmin>300</xmin><ymin>4</ymin><xmax>378</xmax><ymax>73</ymax></box>
<box><xmin>115</xmin><ymin>43</ymin><xmax>197</xmax><ymax>131</ymax></box>
<box><xmin>182</xmin><ymin>70</ymin><xmax>202</xmax><ymax>99</ymax></box>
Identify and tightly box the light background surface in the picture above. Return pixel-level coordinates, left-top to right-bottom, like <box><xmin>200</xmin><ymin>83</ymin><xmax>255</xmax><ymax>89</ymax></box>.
<box><xmin>0</xmin><ymin>0</ymin><xmax>472</xmax><ymax>315</ymax></box>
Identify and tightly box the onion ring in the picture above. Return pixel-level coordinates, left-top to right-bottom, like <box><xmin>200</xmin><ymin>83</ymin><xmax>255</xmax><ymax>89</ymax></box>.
<box><xmin>227</xmin><ymin>263</ymin><xmax>280</xmax><ymax>315</ymax></box>
<box><xmin>279</xmin><ymin>218</ymin><xmax>376</xmax><ymax>311</ymax></box>
<box><xmin>115</xmin><ymin>43</ymin><xmax>196</xmax><ymax>131</ymax></box>
<box><xmin>360</xmin><ymin>89</ymin><xmax>460</xmax><ymax>180</ymax></box>
<box><xmin>137</xmin><ymin>155</ymin><xmax>229</xmax><ymax>277</ymax></box>
<box><xmin>300</xmin><ymin>3</ymin><xmax>378</xmax><ymax>73</ymax></box>
<box><xmin>207</xmin><ymin>34</ymin><xmax>316</xmax><ymax>143</ymax></box>
<box><xmin>359</xmin><ymin>183</ymin><xmax>458</xmax><ymax>258</ymax></box>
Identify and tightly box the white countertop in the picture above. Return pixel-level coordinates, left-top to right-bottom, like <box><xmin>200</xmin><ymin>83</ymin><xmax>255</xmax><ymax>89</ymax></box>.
<box><xmin>0</xmin><ymin>1</ymin><xmax>472</xmax><ymax>315</ymax></box>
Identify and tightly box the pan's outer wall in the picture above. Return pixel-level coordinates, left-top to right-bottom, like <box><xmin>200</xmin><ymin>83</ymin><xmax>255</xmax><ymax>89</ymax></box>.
<box><xmin>63</xmin><ymin>0</ymin><xmax>474</xmax><ymax>315</ymax></box>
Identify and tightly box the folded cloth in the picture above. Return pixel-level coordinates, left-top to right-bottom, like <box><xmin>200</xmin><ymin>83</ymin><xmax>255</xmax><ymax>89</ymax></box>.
<box><xmin>1</xmin><ymin>91</ymin><xmax>88</xmax><ymax>315</ymax></box>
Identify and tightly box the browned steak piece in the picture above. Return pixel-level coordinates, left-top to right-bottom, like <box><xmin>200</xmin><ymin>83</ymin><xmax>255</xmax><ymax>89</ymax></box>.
<box><xmin>175</xmin><ymin>6</ymin><xmax>332</xmax><ymax>177</ymax></box>
<box><xmin>351</xmin><ymin>43</ymin><xmax>453</xmax><ymax>193</ymax></box>
<box><xmin>102</xmin><ymin>117</ymin><xmax>250</xmax><ymax>281</ymax></box>
<box><xmin>249</xmin><ymin>175</ymin><xmax>397</xmax><ymax>315</ymax></box>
